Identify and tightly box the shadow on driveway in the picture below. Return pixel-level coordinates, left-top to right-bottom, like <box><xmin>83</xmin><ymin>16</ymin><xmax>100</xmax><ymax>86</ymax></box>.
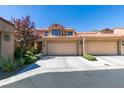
<box><xmin>16</xmin><ymin>64</ymin><xmax>40</xmax><ymax>75</ymax></box>
<box><xmin>2</xmin><ymin>68</ymin><xmax>124</xmax><ymax>88</ymax></box>
<box><xmin>41</xmin><ymin>56</ymin><xmax>55</xmax><ymax>60</ymax></box>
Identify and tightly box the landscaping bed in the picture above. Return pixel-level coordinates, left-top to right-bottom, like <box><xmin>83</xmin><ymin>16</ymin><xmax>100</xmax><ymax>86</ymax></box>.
<box><xmin>83</xmin><ymin>54</ymin><xmax>97</xmax><ymax>61</ymax></box>
<box><xmin>0</xmin><ymin>64</ymin><xmax>29</xmax><ymax>80</ymax></box>
<box><xmin>0</xmin><ymin>47</ymin><xmax>42</xmax><ymax>80</ymax></box>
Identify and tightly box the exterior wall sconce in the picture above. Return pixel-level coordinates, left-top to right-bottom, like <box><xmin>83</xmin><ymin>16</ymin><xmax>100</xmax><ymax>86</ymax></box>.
<box><xmin>4</xmin><ymin>34</ymin><xmax>10</xmax><ymax>41</ymax></box>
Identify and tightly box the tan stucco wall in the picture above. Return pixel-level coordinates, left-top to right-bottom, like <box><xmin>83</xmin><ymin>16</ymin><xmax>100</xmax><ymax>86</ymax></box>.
<box><xmin>0</xmin><ymin>18</ymin><xmax>15</xmax><ymax>59</ymax></box>
<box><xmin>42</xmin><ymin>40</ymin><xmax>47</xmax><ymax>55</ymax></box>
<box><xmin>114</xmin><ymin>28</ymin><xmax>124</xmax><ymax>35</ymax></box>
<box><xmin>0</xmin><ymin>20</ymin><xmax>14</xmax><ymax>32</ymax></box>
<box><xmin>0</xmin><ymin>32</ymin><xmax>14</xmax><ymax>59</ymax></box>
<box><xmin>41</xmin><ymin>33</ymin><xmax>124</xmax><ymax>56</ymax></box>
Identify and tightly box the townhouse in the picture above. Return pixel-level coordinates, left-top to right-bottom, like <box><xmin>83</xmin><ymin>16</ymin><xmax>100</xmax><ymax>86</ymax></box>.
<box><xmin>34</xmin><ymin>24</ymin><xmax>124</xmax><ymax>56</ymax></box>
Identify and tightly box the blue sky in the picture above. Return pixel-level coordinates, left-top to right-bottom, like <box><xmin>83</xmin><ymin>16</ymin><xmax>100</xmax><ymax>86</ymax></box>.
<box><xmin>0</xmin><ymin>5</ymin><xmax>124</xmax><ymax>32</ymax></box>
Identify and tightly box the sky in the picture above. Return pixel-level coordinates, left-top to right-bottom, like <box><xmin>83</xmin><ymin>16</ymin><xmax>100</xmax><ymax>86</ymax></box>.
<box><xmin>0</xmin><ymin>5</ymin><xmax>124</xmax><ymax>32</ymax></box>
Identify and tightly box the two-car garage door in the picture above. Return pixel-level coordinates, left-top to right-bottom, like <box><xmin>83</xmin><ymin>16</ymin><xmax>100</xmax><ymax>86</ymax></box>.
<box><xmin>47</xmin><ymin>41</ymin><xmax>118</xmax><ymax>56</ymax></box>
<box><xmin>87</xmin><ymin>41</ymin><xmax>118</xmax><ymax>55</ymax></box>
<box><xmin>48</xmin><ymin>42</ymin><xmax>77</xmax><ymax>55</ymax></box>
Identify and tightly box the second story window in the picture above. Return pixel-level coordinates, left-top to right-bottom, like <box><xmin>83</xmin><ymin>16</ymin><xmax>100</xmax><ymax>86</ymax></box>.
<box><xmin>67</xmin><ymin>32</ymin><xmax>73</xmax><ymax>36</ymax></box>
<box><xmin>52</xmin><ymin>30</ymin><xmax>61</xmax><ymax>36</ymax></box>
<box><xmin>45</xmin><ymin>31</ymin><xmax>48</xmax><ymax>36</ymax></box>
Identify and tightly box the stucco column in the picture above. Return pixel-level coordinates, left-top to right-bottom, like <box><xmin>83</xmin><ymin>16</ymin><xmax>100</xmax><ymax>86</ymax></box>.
<box><xmin>83</xmin><ymin>37</ymin><xmax>86</xmax><ymax>56</ymax></box>
<box><xmin>80</xmin><ymin>38</ymin><xmax>83</xmax><ymax>56</ymax></box>
<box><xmin>34</xmin><ymin>42</ymin><xmax>38</xmax><ymax>49</ymax></box>
<box><xmin>118</xmin><ymin>40</ymin><xmax>121</xmax><ymax>55</ymax></box>
<box><xmin>42</xmin><ymin>40</ymin><xmax>47</xmax><ymax>55</ymax></box>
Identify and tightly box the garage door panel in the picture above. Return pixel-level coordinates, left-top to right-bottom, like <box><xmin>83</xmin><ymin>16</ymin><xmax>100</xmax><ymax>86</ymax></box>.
<box><xmin>48</xmin><ymin>43</ymin><xmax>77</xmax><ymax>55</ymax></box>
<box><xmin>87</xmin><ymin>42</ymin><xmax>117</xmax><ymax>55</ymax></box>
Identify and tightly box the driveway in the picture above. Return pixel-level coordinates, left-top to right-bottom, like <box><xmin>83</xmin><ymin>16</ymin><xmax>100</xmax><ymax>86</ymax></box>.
<box><xmin>36</xmin><ymin>56</ymin><xmax>109</xmax><ymax>70</ymax></box>
<box><xmin>1</xmin><ymin>56</ymin><xmax>124</xmax><ymax>88</ymax></box>
<box><xmin>96</xmin><ymin>56</ymin><xmax>124</xmax><ymax>66</ymax></box>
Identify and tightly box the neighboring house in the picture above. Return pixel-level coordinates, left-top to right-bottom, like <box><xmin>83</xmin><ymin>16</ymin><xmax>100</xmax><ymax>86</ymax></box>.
<box><xmin>0</xmin><ymin>17</ymin><xmax>15</xmax><ymax>59</ymax></box>
<box><xmin>33</xmin><ymin>24</ymin><xmax>124</xmax><ymax>56</ymax></box>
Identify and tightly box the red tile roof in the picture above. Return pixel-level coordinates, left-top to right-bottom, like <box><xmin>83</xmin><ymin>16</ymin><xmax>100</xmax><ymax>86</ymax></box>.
<box><xmin>79</xmin><ymin>33</ymin><xmax>124</xmax><ymax>38</ymax></box>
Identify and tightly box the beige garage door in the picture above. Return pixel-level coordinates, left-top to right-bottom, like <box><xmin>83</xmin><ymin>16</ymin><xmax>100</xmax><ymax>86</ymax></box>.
<box><xmin>48</xmin><ymin>42</ymin><xmax>77</xmax><ymax>55</ymax></box>
<box><xmin>87</xmin><ymin>41</ymin><xmax>118</xmax><ymax>55</ymax></box>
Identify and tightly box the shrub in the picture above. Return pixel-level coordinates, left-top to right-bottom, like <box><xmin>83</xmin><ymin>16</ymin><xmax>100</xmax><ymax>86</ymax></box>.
<box><xmin>15</xmin><ymin>57</ymin><xmax>25</xmax><ymax>67</ymax></box>
<box><xmin>36</xmin><ymin>53</ymin><xmax>43</xmax><ymax>59</ymax></box>
<box><xmin>30</xmin><ymin>47</ymin><xmax>39</xmax><ymax>55</ymax></box>
<box><xmin>24</xmin><ymin>56</ymin><xmax>37</xmax><ymax>65</ymax></box>
<box><xmin>14</xmin><ymin>47</ymin><xmax>22</xmax><ymax>59</ymax></box>
<box><xmin>24</xmin><ymin>51</ymin><xmax>38</xmax><ymax>65</ymax></box>
<box><xmin>83</xmin><ymin>54</ymin><xmax>97</xmax><ymax>61</ymax></box>
<box><xmin>0</xmin><ymin>49</ymin><xmax>39</xmax><ymax>72</ymax></box>
<box><xmin>0</xmin><ymin>58</ymin><xmax>17</xmax><ymax>72</ymax></box>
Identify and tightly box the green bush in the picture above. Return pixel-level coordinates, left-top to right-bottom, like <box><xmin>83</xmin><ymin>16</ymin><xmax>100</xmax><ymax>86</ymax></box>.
<box><xmin>0</xmin><ymin>58</ymin><xmax>17</xmax><ymax>72</ymax></box>
<box><xmin>36</xmin><ymin>53</ymin><xmax>43</xmax><ymax>59</ymax></box>
<box><xmin>14</xmin><ymin>47</ymin><xmax>22</xmax><ymax>59</ymax></box>
<box><xmin>24</xmin><ymin>51</ymin><xmax>38</xmax><ymax>65</ymax></box>
<box><xmin>0</xmin><ymin>49</ymin><xmax>39</xmax><ymax>72</ymax></box>
<box><xmin>83</xmin><ymin>54</ymin><xmax>97</xmax><ymax>61</ymax></box>
<box><xmin>15</xmin><ymin>57</ymin><xmax>25</xmax><ymax>67</ymax></box>
<box><xmin>30</xmin><ymin>47</ymin><xmax>39</xmax><ymax>55</ymax></box>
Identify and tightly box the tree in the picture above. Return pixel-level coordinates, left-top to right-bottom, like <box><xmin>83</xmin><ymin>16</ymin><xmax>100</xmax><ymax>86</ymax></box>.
<box><xmin>11</xmin><ymin>16</ymin><xmax>39</xmax><ymax>56</ymax></box>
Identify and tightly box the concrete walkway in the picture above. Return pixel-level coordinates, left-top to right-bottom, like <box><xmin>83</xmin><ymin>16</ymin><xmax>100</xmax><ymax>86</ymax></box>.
<box><xmin>1</xmin><ymin>56</ymin><xmax>124</xmax><ymax>88</ymax></box>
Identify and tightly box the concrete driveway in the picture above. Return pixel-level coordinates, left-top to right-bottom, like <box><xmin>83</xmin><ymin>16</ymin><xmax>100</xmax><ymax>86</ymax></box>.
<box><xmin>96</xmin><ymin>56</ymin><xmax>124</xmax><ymax>66</ymax></box>
<box><xmin>1</xmin><ymin>56</ymin><xmax>124</xmax><ymax>88</ymax></box>
<box><xmin>36</xmin><ymin>56</ymin><xmax>108</xmax><ymax>70</ymax></box>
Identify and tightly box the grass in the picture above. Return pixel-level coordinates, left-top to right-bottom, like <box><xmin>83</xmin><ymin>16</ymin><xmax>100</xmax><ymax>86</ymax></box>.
<box><xmin>83</xmin><ymin>54</ymin><xmax>97</xmax><ymax>61</ymax></box>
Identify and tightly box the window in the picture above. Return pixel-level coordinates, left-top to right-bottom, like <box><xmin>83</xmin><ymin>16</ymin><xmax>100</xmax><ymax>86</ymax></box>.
<box><xmin>45</xmin><ymin>32</ymin><xmax>48</xmax><ymax>36</ymax></box>
<box><xmin>52</xmin><ymin>30</ymin><xmax>61</xmax><ymax>36</ymax></box>
<box><xmin>67</xmin><ymin>32</ymin><xmax>73</xmax><ymax>36</ymax></box>
<box><xmin>122</xmin><ymin>40</ymin><xmax>124</xmax><ymax>45</ymax></box>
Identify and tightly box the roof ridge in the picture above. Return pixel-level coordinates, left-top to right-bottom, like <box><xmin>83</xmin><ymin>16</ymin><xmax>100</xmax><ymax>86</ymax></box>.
<box><xmin>0</xmin><ymin>17</ymin><xmax>14</xmax><ymax>26</ymax></box>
